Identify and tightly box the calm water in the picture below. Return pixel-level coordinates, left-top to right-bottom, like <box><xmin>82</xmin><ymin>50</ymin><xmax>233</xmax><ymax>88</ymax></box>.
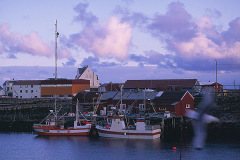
<box><xmin>0</xmin><ymin>133</ymin><xmax>239</xmax><ymax>160</ymax></box>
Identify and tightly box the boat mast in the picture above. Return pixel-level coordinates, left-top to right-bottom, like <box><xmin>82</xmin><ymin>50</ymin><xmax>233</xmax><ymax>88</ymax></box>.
<box><xmin>55</xmin><ymin>20</ymin><xmax>59</xmax><ymax>80</ymax></box>
<box><xmin>54</xmin><ymin>20</ymin><xmax>59</xmax><ymax>120</ymax></box>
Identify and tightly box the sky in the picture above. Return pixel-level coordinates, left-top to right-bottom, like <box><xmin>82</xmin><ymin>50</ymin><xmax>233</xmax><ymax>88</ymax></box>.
<box><xmin>0</xmin><ymin>0</ymin><xmax>240</xmax><ymax>88</ymax></box>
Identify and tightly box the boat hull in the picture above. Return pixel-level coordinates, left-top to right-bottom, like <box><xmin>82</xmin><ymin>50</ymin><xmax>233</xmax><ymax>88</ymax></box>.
<box><xmin>33</xmin><ymin>126</ymin><xmax>90</xmax><ymax>136</ymax></box>
<box><xmin>96</xmin><ymin>128</ymin><xmax>161</xmax><ymax>139</ymax></box>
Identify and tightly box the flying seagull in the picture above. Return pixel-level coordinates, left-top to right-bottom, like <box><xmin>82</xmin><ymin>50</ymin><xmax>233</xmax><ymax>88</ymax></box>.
<box><xmin>186</xmin><ymin>87</ymin><xmax>219</xmax><ymax>149</ymax></box>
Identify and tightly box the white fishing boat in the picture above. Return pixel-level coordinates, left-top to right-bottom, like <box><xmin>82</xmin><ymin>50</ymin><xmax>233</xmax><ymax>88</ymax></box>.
<box><xmin>96</xmin><ymin>116</ymin><xmax>161</xmax><ymax>139</ymax></box>
<box><xmin>33</xmin><ymin>99</ymin><xmax>91</xmax><ymax>136</ymax></box>
<box><xmin>33</xmin><ymin>20</ymin><xmax>91</xmax><ymax>136</ymax></box>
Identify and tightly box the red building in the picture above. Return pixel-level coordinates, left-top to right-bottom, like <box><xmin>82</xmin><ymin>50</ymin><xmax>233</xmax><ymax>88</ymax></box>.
<box><xmin>41</xmin><ymin>79</ymin><xmax>90</xmax><ymax>98</ymax></box>
<box><xmin>153</xmin><ymin>91</ymin><xmax>194</xmax><ymax>116</ymax></box>
<box><xmin>96</xmin><ymin>90</ymin><xmax>194</xmax><ymax>116</ymax></box>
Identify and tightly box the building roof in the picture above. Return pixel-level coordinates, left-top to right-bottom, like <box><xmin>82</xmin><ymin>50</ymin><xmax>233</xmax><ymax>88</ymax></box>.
<box><xmin>73</xmin><ymin>91</ymin><xmax>100</xmax><ymax>101</ymax></box>
<box><xmin>41</xmin><ymin>79</ymin><xmax>89</xmax><ymax>85</ymax></box>
<box><xmin>154</xmin><ymin>91</ymin><xmax>188</xmax><ymax>100</ymax></box>
<box><xmin>99</xmin><ymin>83</ymin><xmax>123</xmax><ymax>91</ymax></box>
<box><xmin>123</xmin><ymin>79</ymin><xmax>198</xmax><ymax>89</ymax></box>
<box><xmin>3</xmin><ymin>80</ymin><xmax>17</xmax><ymax>85</ymax></box>
<box><xmin>100</xmin><ymin>91</ymin><xmax>119</xmax><ymax>100</ymax></box>
<box><xmin>76</xmin><ymin>65</ymin><xmax>88</xmax><ymax>79</ymax></box>
<box><xmin>113</xmin><ymin>91</ymin><xmax>158</xmax><ymax>100</ymax></box>
<box><xmin>14</xmin><ymin>80</ymin><xmax>41</xmax><ymax>85</ymax></box>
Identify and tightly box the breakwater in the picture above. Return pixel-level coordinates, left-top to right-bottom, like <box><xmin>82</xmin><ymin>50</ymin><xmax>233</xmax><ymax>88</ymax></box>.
<box><xmin>0</xmin><ymin>98</ymin><xmax>72</xmax><ymax>132</ymax></box>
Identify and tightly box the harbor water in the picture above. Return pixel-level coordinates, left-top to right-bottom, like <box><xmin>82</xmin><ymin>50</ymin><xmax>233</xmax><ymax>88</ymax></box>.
<box><xmin>0</xmin><ymin>133</ymin><xmax>239</xmax><ymax>160</ymax></box>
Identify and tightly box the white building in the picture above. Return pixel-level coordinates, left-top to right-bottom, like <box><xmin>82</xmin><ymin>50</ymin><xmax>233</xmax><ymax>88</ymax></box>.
<box><xmin>12</xmin><ymin>80</ymin><xmax>41</xmax><ymax>98</ymax></box>
<box><xmin>3</xmin><ymin>80</ymin><xmax>17</xmax><ymax>96</ymax></box>
<box><xmin>0</xmin><ymin>86</ymin><xmax>4</xmax><ymax>96</ymax></box>
<box><xmin>75</xmin><ymin>65</ymin><xmax>100</xmax><ymax>89</ymax></box>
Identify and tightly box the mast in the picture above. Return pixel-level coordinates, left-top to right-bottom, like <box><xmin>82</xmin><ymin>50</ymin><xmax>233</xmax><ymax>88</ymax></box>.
<box><xmin>55</xmin><ymin>20</ymin><xmax>59</xmax><ymax>80</ymax></box>
<box><xmin>54</xmin><ymin>20</ymin><xmax>59</xmax><ymax>120</ymax></box>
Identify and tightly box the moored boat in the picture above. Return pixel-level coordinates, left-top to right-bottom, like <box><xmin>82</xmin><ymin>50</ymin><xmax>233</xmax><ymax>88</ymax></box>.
<box><xmin>96</xmin><ymin>116</ymin><xmax>161</xmax><ymax>139</ymax></box>
<box><xmin>33</xmin><ymin>101</ymin><xmax>91</xmax><ymax>136</ymax></box>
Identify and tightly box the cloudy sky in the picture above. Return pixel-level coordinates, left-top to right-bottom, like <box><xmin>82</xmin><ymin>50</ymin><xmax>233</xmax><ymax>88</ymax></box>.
<box><xmin>0</xmin><ymin>0</ymin><xmax>240</xmax><ymax>88</ymax></box>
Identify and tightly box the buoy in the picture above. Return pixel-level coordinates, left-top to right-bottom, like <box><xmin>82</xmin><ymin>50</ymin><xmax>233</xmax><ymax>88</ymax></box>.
<box><xmin>173</xmin><ymin>147</ymin><xmax>176</xmax><ymax>150</ymax></box>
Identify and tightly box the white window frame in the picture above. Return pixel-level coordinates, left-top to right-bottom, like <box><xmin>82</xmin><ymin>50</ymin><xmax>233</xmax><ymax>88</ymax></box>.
<box><xmin>139</xmin><ymin>104</ymin><xmax>145</xmax><ymax>111</ymax></box>
<box><xmin>186</xmin><ymin>104</ymin><xmax>190</xmax><ymax>108</ymax></box>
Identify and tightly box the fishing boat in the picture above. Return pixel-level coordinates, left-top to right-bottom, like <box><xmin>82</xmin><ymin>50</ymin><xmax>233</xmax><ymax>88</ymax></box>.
<box><xmin>33</xmin><ymin>20</ymin><xmax>91</xmax><ymax>136</ymax></box>
<box><xmin>33</xmin><ymin>100</ymin><xmax>91</xmax><ymax>136</ymax></box>
<box><xmin>96</xmin><ymin>116</ymin><xmax>161</xmax><ymax>139</ymax></box>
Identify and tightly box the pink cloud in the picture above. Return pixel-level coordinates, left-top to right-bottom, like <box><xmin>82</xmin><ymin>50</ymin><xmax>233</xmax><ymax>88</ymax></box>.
<box><xmin>172</xmin><ymin>17</ymin><xmax>240</xmax><ymax>62</ymax></box>
<box><xmin>77</xmin><ymin>16</ymin><xmax>132</xmax><ymax>59</ymax></box>
<box><xmin>0</xmin><ymin>24</ymin><xmax>52</xmax><ymax>56</ymax></box>
<box><xmin>58</xmin><ymin>48</ymin><xmax>72</xmax><ymax>59</ymax></box>
<box><xmin>172</xmin><ymin>33</ymin><xmax>226</xmax><ymax>60</ymax></box>
<box><xmin>121</xmin><ymin>1</ymin><xmax>240</xmax><ymax>71</ymax></box>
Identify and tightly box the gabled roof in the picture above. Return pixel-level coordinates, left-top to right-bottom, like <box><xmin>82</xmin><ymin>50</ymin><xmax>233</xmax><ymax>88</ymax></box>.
<box><xmin>154</xmin><ymin>91</ymin><xmax>190</xmax><ymax>100</ymax></box>
<box><xmin>3</xmin><ymin>80</ymin><xmax>17</xmax><ymax>85</ymax></box>
<box><xmin>78</xmin><ymin>66</ymin><xmax>88</xmax><ymax>76</ymax></box>
<box><xmin>123</xmin><ymin>79</ymin><xmax>198</xmax><ymax>89</ymax></box>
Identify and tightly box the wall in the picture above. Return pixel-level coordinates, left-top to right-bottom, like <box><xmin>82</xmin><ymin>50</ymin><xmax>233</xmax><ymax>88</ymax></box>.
<box><xmin>174</xmin><ymin>92</ymin><xmax>194</xmax><ymax>116</ymax></box>
<box><xmin>79</xmin><ymin>67</ymin><xmax>99</xmax><ymax>88</ymax></box>
<box><xmin>41</xmin><ymin>86</ymin><xmax>72</xmax><ymax>97</ymax></box>
<box><xmin>13</xmin><ymin>85</ymin><xmax>41</xmax><ymax>98</ymax></box>
<box><xmin>72</xmin><ymin>84</ymin><xmax>90</xmax><ymax>95</ymax></box>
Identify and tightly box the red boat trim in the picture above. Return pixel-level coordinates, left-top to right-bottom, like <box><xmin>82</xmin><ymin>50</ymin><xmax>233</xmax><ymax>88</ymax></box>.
<box><xmin>97</xmin><ymin>129</ymin><xmax>161</xmax><ymax>136</ymax></box>
<box><xmin>36</xmin><ymin>132</ymin><xmax>89</xmax><ymax>136</ymax></box>
<box><xmin>33</xmin><ymin>126</ymin><xmax>90</xmax><ymax>130</ymax></box>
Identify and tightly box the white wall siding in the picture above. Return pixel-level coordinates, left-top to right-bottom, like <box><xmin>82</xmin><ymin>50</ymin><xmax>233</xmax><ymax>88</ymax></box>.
<box><xmin>13</xmin><ymin>85</ymin><xmax>41</xmax><ymax>98</ymax></box>
<box><xmin>78</xmin><ymin>66</ymin><xmax>100</xmax><ymax>88</ymax></box>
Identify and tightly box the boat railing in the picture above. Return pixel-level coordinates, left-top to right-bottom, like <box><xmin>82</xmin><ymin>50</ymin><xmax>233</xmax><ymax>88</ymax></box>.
<box><xmin>145</xmin><ymin>125</ymin><xmax>161</xmax><ymax>130</ymax></box>
<box><xmin>33</xmin><ymin>123</ymin><xmax>46</xmax><ymax>127</ymax></box>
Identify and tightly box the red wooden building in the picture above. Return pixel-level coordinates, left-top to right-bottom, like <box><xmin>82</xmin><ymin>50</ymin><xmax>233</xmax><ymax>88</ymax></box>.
<box><xmin>153</xmin><ymin>91</ymin><xmax>194</xmax><ymax>116</ymax></box>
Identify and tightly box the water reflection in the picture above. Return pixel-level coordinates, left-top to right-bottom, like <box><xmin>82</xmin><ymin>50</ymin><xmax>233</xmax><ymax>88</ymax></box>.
<box><xmin>1</xmin><ymin>133</ymin><xmax>240</xmax><ymax>160</ymax></box>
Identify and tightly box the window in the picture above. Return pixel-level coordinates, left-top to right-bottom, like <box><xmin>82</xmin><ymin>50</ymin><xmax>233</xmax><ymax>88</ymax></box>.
<box><xmin>25</xmin><ymin>90</ymin><xmax>28</xmax><ymax>93</ymax></box>
<box><xmin>89</xmin><ymin>75</ymin><xmax>91</xmax><ymax>78</ymax></box>
<box><xmin>120</xmin><ymin>104</ymin><xmax>126</xmax><ymax>110</ymax></box>
<box><xmin>139</xmin><ymin>104</ymin><xmax>145</xmax><ymax>111</ymax></box>
<box><xmin>20</xmin><ymin>90</ymin><xmax>22</xmax><ymax>93</ymax></box>
<box><xmin>186</xmin><ymin>104</ymin><xmax>190</xmax><ymax>108</ymax></box>
<box><xmin>86</xmin><ymin>75</ymin><xmax>88</xmax><ymax>78</ymax></box>
<box><xmin>31</xmin><ymin>85</ymin><xmax>33</xmax><ymax>88</ymax></box>
<box><xmin>159</xmin><ymin>107</ymin><xmax>166</xmax><ymax>111</ymax></box>
<box><xmin>31</xmin><ymin>90</ymin><xmax>33</xmax><ymax>93</ymax></box>
<box><xmin>20</xmin><ymin>85</ymin><xmax>22</xmax><ymax>88</ymax></box>
<box><xmin>25</xmin><ymin>85</ymin><xmax>28</xmax><ymax>88</ymax></box>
